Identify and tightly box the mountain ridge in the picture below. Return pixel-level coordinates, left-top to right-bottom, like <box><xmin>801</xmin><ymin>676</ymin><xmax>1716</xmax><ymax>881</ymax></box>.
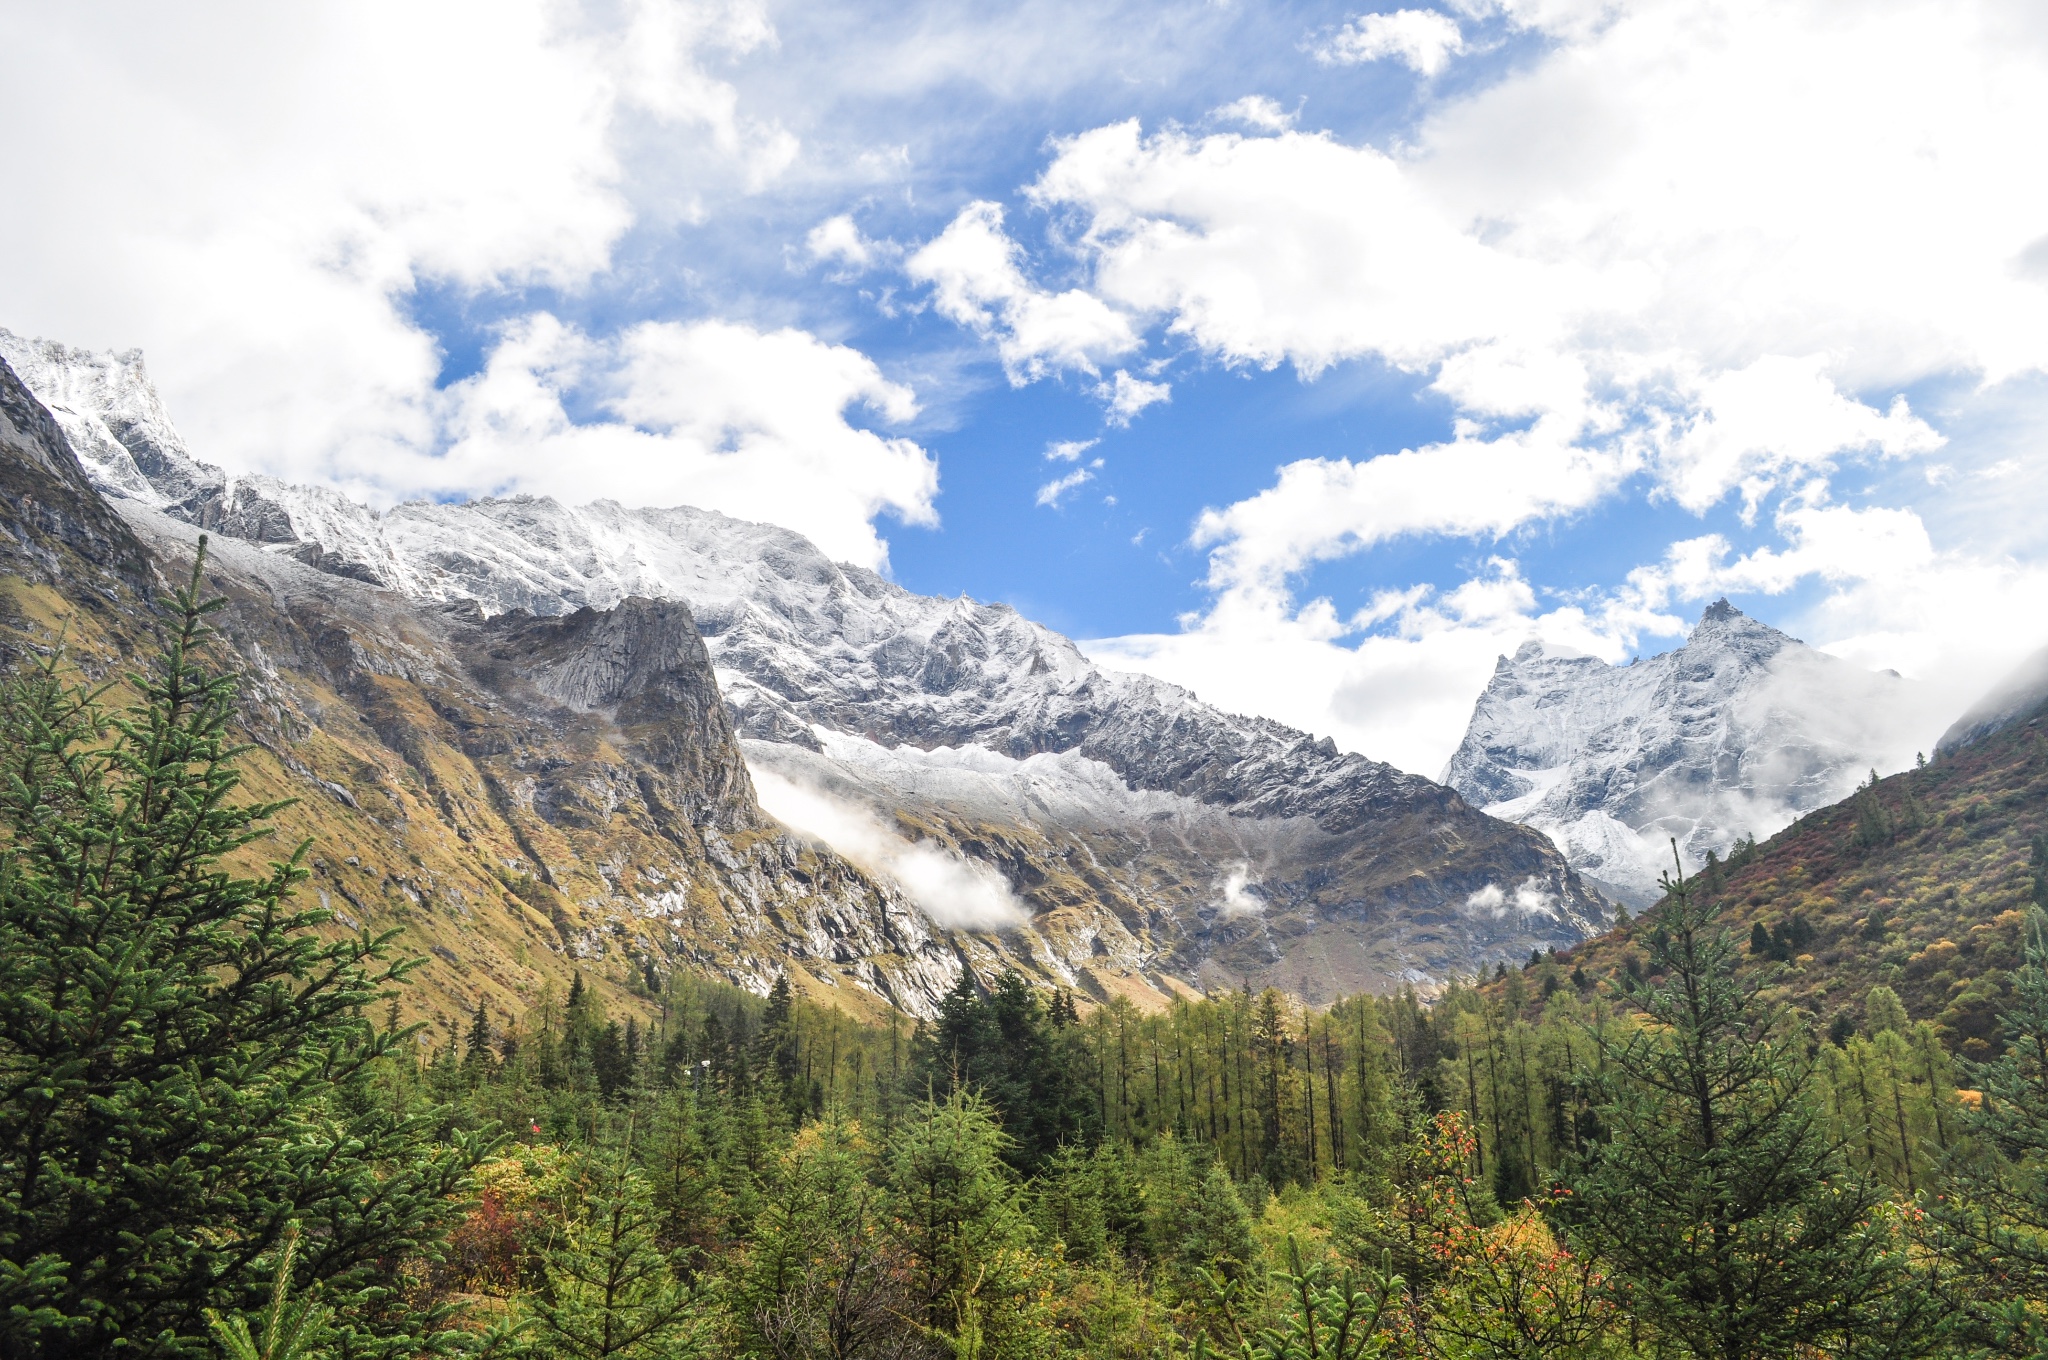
<box><xmin>0</xmin><ymin>327</ymin><xmax>1609</xmax><ymax>1000</ymax></box>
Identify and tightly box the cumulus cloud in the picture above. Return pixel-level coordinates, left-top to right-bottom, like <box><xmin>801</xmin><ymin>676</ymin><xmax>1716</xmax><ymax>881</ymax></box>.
<box><xmin>1046</xmin><ymin>438</ymin><xmax>1099</xmax><ymax>462</ymax></box>
<box><xmin>905</xmin><ymin>201</ymin><xmax>1140</xmax><ymax>382</ymax></box>
<box><xmin>1660</xmin><ymin>356</ymin><xmax>1944</xmax><ymax>518</ymax></box>
<box><xmin>0</xmin><ymin>0</ymin><xmax>796</xmax><ymax>490</ymax></box>
<box><xmin>1030</xmin><ymin>120</ymin><xmax>1597</xmax><ymax>377</ymax></box>
<box><xmin>1086</xmin><ymin>558</ymin><xmax>1642</xmax><ymax>776</ymax></box>
<box><xmin>807</xmin><ymin>213</ymin><xmax>886</xmax><ymax>270</ymax></box>
<box><xmin>1191</xmin><ymin>422</ymin><xmax>1629</xmax><ymax>597</ymax></box>
<box><xmin>751</xmin><ymin>768</ymin><xmax>1030</xmax><ymax>931</ymax></box>
<box><xmin>1211</xmin><ymin>95</ymin><xmax>1296</xmax><ymax>131</ymax></box>
<box><xmin>1040</xmin><ymin>0</ymin><xmax>2048</xmax><ymax>771</ymax></box>
<box><xmin>1314</xmin><ymin>10</ymin><xmax>1466</xmax><ymax>75</ymax></box>
<box><xmin>1097</xmin><ymin>369</ymin><xmax>1172</xmax><ymax>425</ymax></box>
<box><xmin>416</xmin><ymin>314</ymin><xmax>935</xmax><ymax>570</ymax></box>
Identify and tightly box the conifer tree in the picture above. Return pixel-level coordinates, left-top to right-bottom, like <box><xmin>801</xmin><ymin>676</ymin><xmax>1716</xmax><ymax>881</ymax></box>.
<box><xmin>740</xmin><ymin>1120</ymin><xmax>915</xmax><ymax>1359</ymax></box>
<box><xmin>532</xmin><ymin>1144</ymin><xmax>704</xmax><ymax>1359</ymax></box>
<box><xmin>1927</xmin><ymin>908</ymin><xmax>2048</xmax><ymax>1354</ymax></box>
<box><xmin>467</xmin><ymin>1000</ymin><xmax>495</xmax><ymax>1070</ymax></box>
<box><xmin>884</xmin><ymin>1091</ymin><xmax>1034</xmax><ymax>1340</ymax></box>
<box><xmin>0</xmin><ymin>543</ymin><xmax>489</xmax><ymax>1358</ymax></box>
<box><xmin>1558</xmin><ymin>846</ymin><xmax>1937</xmax><ymax>1359</ymax></box>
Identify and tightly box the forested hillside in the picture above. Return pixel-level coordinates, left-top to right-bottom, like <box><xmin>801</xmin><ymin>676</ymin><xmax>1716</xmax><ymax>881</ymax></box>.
<box><xmin>5</xmin><ymin>414</ymin><xmax>2048</xmax><ymax>1356</ymax></box>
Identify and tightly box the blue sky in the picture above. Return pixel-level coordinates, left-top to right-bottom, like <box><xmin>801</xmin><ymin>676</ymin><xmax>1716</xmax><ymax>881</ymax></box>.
<box><xmin>5</xmin><ymin>0</ymin><xmax>2048</xmax><ymax>774</ymax></box>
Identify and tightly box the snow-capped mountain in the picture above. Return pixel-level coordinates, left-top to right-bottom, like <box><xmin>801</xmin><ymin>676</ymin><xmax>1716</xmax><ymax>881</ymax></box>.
<box><xmin>1443</xmin><ymin>602</ymin><xmax>1920</xmax><ymax>902</ymax></box>
<box><xmin>0</xmin><ymin>329</ymin><xmax>1606</xmax><ymax>998</ymax></box>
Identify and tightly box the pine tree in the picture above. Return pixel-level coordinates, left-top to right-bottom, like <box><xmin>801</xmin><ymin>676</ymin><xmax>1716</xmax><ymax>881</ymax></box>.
<box><xmin>753</xmin><ymin>974</ymin><xmax>801</xmax><ymax>1122</ymax></box>
<box><xmin>884</xmin><ymin>1091</ymin><xmax>1034</xmax><ymax>1338</ymax></box>
<box><xmin>1558</xmin><ymin>845</ymin><xmax>1937</xmax><ymax>1360</ymax></box>
<box><xmin>0</xmin><ymin>542</ymin><xmax>490</xmax><ymax>1358</ymax></box>
<box><xmin>1854</xmin><ymin>771</ymin><xmax>1895</xmax><ymax>849</ymax></box>
<box><xmin>1237</xmin><ymin>1237</ymin><xmax>1399</xmax><ymax>1360</ymax></box>
<box><xmin>1865</xmin><ymin>985</ymin><xmax>1909</xmax><ymax>1037</ymax></box>
<box><xmin>739</xmin><ymin>1120</ymin><xmax>913</xmax><ymax>1359</ymax></box>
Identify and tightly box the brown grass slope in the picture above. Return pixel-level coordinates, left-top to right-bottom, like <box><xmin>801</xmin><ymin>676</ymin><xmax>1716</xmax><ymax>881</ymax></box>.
<box><xmin>1544</xmin><ymin>698</ymin><xmax>2048</xmax><ymax>1056</ymax></box>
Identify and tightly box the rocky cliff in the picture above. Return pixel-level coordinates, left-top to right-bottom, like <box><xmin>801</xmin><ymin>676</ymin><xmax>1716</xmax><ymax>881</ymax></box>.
<box><xmin>0</xmin><ymin>349</ymin><xmax>972</xmax><ymax>1037</ymax></box>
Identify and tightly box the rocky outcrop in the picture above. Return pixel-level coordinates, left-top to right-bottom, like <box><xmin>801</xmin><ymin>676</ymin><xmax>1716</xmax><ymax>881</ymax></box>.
<box><xmin>1444</xmin><ymin>601</ymin><xmax>1920</xmax><ymax>901</ymax></box>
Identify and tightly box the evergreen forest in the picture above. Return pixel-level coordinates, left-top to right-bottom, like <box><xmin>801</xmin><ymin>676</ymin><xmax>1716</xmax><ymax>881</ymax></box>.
<box><xmin>5</xmin><ymin>553</ymin><xmax>2048</xmax><ymax>1360</ymax></box>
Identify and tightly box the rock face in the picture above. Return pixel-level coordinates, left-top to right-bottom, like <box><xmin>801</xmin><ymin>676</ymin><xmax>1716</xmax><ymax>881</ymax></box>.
<box><xmin>0</xmin><ymin>329</ymin><xmax>1608</xmax><ymax>1000</ymax></box>
<box><xmin>1443</xmin><ymin>602</ymin><xmax>1918</xmax><ymax>902</ymax></box>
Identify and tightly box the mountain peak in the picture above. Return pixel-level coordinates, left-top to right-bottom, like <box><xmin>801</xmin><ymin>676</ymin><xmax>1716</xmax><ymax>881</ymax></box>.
<box><xmin>1444</xmin><ymin>597</ymin><xmax>1918</xmax><ymax>897</ymax></box>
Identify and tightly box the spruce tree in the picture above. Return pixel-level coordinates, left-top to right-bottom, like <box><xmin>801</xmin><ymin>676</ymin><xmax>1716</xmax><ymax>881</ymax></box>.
<box><xmin>884</xmin><ymin>1091</ymin><xmax>1034</xmax><ymax>1339</ymax></box>
<box><xmin>0</xmin><ymin>543</ymin><xmax>490</xmax><ymax>1357</ymax></box>
<box><xmin>1558</xmin><ymin>847</ymin><xmax>1936</xmax><ymax>1359</ymax></box>
<box><xmin>467</xmin><ymin>1000</ymin><xmax>494</xmax><ymax>1069</ymax></box>
<box><xmin>532</xmin><ymin>1144</ymin><xmax>704</xmax><ymax>1359</ymax></box>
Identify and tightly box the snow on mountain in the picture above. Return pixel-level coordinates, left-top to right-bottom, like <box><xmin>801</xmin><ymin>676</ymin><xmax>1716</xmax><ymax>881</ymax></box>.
<box><xmin>1443</xmin><ymin>602</ymin><xmax>1920</xmax><ymax>901</ymax></box>
<box><xmin>1</xmin><ymin>330</ymin><xmax>1607</xmax><ymax>996</ymax></box>
<box><xmin>0</xmin><ymin>331</ymin><xmax>214</xmax><ymax>506</ymax></box>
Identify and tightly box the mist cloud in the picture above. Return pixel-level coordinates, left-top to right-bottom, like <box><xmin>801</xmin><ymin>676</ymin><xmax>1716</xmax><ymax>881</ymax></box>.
<box><xmin>1464</xmin><ymin>877</ymin><xmax>1559</xmax><ymax>921</ymax></box>
<box><xmin>751</xmin><ymin>768</ymin><xmax>1030</xmax><ymax>931</ymax></box>
<box><xmin>1216</xmin><ymin>862</ymin><xmax>1264</xmax><ymax>919</ymax></box>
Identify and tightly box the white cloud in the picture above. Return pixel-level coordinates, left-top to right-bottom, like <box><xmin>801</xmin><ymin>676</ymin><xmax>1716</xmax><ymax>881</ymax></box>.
<box><xmin>1211</xmin><ymin>95</ymin><xmax>1297</xmax><ymax>131</ymax></box>
<box><xmin>414</xmin><ymin>314</ymin><xmax>935</xmax><ymax>570</ymax></box>
<box><xmin>1617</xmin><ymin>502</ymin><xmax>2048</xmax><ymax>739</ymax></box>
<box><xmin>1660</xmin><ymin>356</ymin><xmax>1944</xmax><ymax>518</ymax></box>
<box><xmin>1097</xmin><ymin>369</ymin><xmax>1172</xmax><ymax>425</ymax></box>
<box><xmin>806</xmin><ymin>213</ymin><xmax>882</xmax><ymax>269</ymax></box>
<box><xmin>1087</xmin><ymin>558</ymin><xmax>1642</xmax><ymax>776</ymax></box>
<box><xmin>1216</xmin><ymin>863</ymin><xmax>1265</xmax><ymax>918</ymax></box>
<box><xmin>1043</xmin><ymin>0</ymin><xmax>2048</xmax><ymax>770</ymax></box>
<box><xmin>905</xmin><ymin>200</ymin><xmax>1140</xmax><ymax>382</ymax></box>
<box><xmin>1188</xmin><ymin>415</ymin><xmax>1637</xmax><ymax>605</ymax></box>
<box><xmin>1045</xmin><ymin>438</ymin><xmax>1099</xmax><ymax>462</ymax></box>
<box><xmin>1629</xmin><ymin>504</ymin><xmax>1939</xmax><ymax>608</ymax></box>
<box><xmin>1036</xmin><ymin>464</ymin><xmax>1098</xmax><ymax>507</ymax></box>
<box><xmin>1462</xmin><ymin>876</ymin><xmax>1560</xmax><ymax>920</ymax></box>
<box><xmin>1031</xmin><ymin>120</ymin><xmax>1600</xmax><ymax>377</ymax></box>
<box><xmin>0</xmin><ymin>0</ymin><xmax>798</xmax><ymax>493</ymax></box>
<box><xmin>1315</xmin><ymin>10</ymin><xmax>1466</xmax><ymax>75</ymax></box>
<box><xmin>751</xmin><ymin>768</ymin><xmax>1029</xmax><ymax>930</ymax></box>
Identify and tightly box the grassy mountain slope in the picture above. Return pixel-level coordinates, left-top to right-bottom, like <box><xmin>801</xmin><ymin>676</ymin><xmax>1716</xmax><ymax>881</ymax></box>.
<box><xmin>1549</xmin><ymin>697</ymin><xmax>2048</xmax><ymax>1055</ymax></box>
